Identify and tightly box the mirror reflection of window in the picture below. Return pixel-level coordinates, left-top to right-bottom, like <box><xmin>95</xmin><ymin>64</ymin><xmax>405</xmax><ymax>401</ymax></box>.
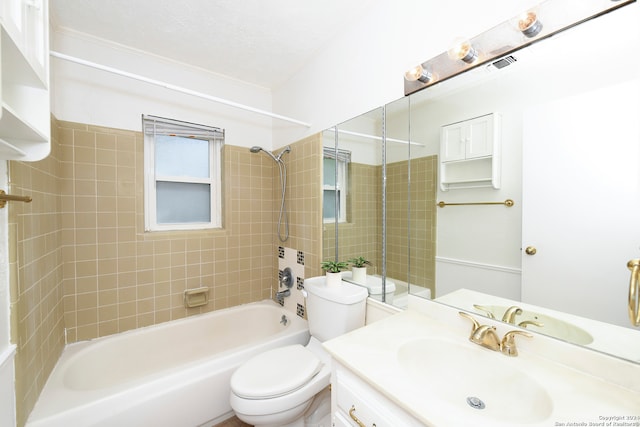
<box><xmin>323</xmin><ymin>147</ymin><xmax>350</xmax><ymax>223</ymax></box>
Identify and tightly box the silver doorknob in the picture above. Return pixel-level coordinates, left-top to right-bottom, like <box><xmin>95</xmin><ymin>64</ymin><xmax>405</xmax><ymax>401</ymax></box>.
<box><xmin>525</xmin><ymin>246</ymin><xmax>537</xmax><ymax>255</ymax></box>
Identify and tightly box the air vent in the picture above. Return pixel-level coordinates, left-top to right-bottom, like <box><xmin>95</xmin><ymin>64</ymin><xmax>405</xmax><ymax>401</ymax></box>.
<box><xmin>490</xmin><ymin>55</ymin><xmax>517</xmax><ymax>70</ymax></box>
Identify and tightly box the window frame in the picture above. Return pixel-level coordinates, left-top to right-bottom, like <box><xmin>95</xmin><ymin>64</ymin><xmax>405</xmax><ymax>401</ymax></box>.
<box><xmin>323</xmin><ymin>148</ymin><xmax>350</xmax><ymax>224</ymax></box>
<box><xmin>143</xmin><ymin>115</ymin><xmax>223</xmax><ymax>232</ymax></box>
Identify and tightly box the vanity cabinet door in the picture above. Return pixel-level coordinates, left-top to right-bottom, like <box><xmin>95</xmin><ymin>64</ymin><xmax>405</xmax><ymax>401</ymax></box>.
<box><xmin>332</xmin><ymin>363</ymin><xmax>424</xmax><ymax>426</ymax></box>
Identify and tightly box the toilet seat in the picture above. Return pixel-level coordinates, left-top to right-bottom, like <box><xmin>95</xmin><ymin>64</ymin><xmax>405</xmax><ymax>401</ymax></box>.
<box><xmin>231</xmin><ymin>344</ymin><xmax>322</xmax><ymax>399</ymax></box>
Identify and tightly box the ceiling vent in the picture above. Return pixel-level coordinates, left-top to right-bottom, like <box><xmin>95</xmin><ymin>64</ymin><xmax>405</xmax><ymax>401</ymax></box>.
<box><xmin>489</xmin><ymin>55</ymin><xmax>518</xmax><ymax>70</ymax></box>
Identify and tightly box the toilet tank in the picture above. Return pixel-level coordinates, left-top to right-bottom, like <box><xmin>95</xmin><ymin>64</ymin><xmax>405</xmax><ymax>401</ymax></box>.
<box><xmin>304</xmin><ymin>276</ymin><xmax>368</xmax><ymax>342</ymax></box>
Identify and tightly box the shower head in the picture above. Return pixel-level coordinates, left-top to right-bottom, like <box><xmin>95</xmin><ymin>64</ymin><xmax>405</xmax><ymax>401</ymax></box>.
<box><xmin>250</xmin><ymin>145</ymin><xmax>278</xmax><ymax>162</ymax></box>
<box><xmin>275</xmin><ymin>146</ymin><xmax>291</xmax><ymax>162</ymax></box>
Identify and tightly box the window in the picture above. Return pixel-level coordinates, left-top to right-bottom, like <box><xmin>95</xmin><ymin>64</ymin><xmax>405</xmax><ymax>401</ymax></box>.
<box><xmin>323</xmin><ymin>147</ymin><xmax>350</xmax><ymax>223</ymax></box>
<box><xmin>143</xmin><ymin>115</ymin><xmax>223</xmax><ymax>231</ymax></box>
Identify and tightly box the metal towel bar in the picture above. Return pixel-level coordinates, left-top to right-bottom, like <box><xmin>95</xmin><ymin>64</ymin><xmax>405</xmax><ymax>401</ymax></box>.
<box><xmin>0</xmin><ymin>190</ymin><xmax>32</xmax><ymax>208</ymax></box>
<box><xmin>437</xmin><ymin>199</ymin><xmax>514</xmax><ymax>208</ymax></box>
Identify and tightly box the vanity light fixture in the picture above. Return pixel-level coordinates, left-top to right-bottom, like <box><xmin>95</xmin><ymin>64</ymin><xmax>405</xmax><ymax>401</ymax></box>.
<box><xmin>403</xmin><ymin>0</ymin><xmax>635</xmax><ymax>96</ymax></box>
<box><xmin>448</xmin><ymin>39</ymin><xmax>478</xmax><ymax>64</ymax></box>
<box><xmin>518</xmin><ymin>10</ymin><xmax>543</xmax><ymax>38</ymax></box>
<box><xmin>404</xmin><ymin>64</ymin><xmax>432</xmax><ymax>83</ymax></box>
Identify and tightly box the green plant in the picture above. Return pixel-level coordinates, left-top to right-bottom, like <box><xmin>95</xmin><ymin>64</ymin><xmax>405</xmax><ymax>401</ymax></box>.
<box><xmin>348</xmin><ymin>256</ymin><xmax>371</xmax><ymax>268</ymax></box>
<box><xmin>320</xmin><ymin>260</ymin><xmax>349</xmax><ymax>273</ymax></box>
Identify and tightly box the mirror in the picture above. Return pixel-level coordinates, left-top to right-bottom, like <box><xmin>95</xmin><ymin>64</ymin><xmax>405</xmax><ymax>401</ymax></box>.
<box><xmin>323</xmin><ymin>2</ymin><xmax>640</xmax><ymax>363</ymax></box>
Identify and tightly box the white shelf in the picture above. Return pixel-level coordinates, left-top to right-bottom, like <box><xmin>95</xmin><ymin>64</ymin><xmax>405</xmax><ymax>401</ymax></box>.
<box><xmin>0</xmin><ymin>0</ymin><xmax>50</xmax><ymax>161</ymax></box>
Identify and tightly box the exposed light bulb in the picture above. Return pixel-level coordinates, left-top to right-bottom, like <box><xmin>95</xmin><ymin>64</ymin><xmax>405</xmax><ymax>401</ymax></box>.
<box><xmin>518</xmin><ymin>11</ymin><xmax>543</xmax><ymax>38</ymax></box>
<box><xmin>448</xmin><ymin>39</ymin><xmax>478</xmax><ymax>64</ymax></box>
<box><xmin>404</xmin><ymin>65</ymin><xmax>432</xmax><ymax>83</ymax></box>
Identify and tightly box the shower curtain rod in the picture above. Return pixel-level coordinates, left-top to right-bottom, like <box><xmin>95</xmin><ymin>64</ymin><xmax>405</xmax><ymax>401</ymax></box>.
<box><xmin>49</xmin><ymin>51</ymin><xmax>312</xmax><ymax>127</ymax></box>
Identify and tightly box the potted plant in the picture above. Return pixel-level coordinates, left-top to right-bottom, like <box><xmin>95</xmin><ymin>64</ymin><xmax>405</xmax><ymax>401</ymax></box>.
<box><xmin>348</xmin><ymin>257</ymin><xmax>371</xmax><ymax>284</ymax></box>
<box><xmin>320</xmin><ymin>260</ymin><xmax>349</xmax><ymax>287</ymax></box>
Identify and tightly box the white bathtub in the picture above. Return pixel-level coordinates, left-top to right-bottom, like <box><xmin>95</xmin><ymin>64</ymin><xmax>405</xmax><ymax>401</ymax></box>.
<box><xmin>26</xmin><ymin>300</ymin><xmax>310</xmax><ymax>427</ymax></box>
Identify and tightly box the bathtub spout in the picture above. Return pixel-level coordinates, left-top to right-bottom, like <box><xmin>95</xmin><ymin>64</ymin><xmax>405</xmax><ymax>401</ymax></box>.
<box><xmin>276</xmin><ymin>289</ymin><xmax>291</xmax><ymax>300</ymax></box>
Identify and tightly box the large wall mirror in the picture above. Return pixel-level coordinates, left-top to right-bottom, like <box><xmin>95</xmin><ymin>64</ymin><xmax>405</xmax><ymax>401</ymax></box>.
<box><xmin>323</xmin><ymin>1</ymin><xmax>639</xmax><ymax>363</ymax></box>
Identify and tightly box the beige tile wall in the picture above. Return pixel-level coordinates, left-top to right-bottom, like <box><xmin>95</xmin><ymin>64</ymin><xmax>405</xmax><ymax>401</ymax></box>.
<box><xmin>323</xmin><ymin>163</ymin><xmax>381</xmax><ymax>271</ymax></box>
<box><xmin>8</xmin><ymin>118</ymin><xmax>65</xmax><ymax>427</ymax></box>
<box><xmin>56</xmin><ymin>121</ymin><xmax>276</xmax><ymax>342</ymax></box>
<box><xmin>322</xmin><ymin>156</ymin><xmax>437</xmax><ymax>293</ymax></box>
<box><xmin>387</xmin><ymin>155</ymin><xmax>437</xmax><ymax>293</ymax></box>
<box><xmin>8</xmin><ymin>119</ymin><xmax>323</xmax><ymax>427</ymax></box>
<box><xmin>284</xmin><ymin>134</ymin><xmax>323</xmax><ymax>279</ymax></box>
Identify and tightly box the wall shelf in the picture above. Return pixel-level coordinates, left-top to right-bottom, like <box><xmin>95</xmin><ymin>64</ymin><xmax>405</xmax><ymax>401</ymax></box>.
<box><xmin>0</xmin><ymin>0</ymin><xmax>50</xmax><ymax>161</ymax></box>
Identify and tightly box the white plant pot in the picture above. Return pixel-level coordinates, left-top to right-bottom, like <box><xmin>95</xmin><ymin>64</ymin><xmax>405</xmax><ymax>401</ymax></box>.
<box><xmin>325</xmin><ymin>272</ymin><xmax>343</xmax><ymax>287</ymax></box>
<box><xmin>351</xmin><ymin>267</ymin><xmax>367</xmax><ymax>284</ymax></box>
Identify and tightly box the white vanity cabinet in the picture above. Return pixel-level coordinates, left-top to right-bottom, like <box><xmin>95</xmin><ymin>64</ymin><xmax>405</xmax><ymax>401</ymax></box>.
<box><xmin>331</xmin><ymin>362</ymin><xmax>424</xmax><ymax>427</ymax></box>
<box><xmin>0</xmin><ymin>0</ymin><xmax>51</xmax><ymax>160</ymax></box>
<box><xmin>439</xmin><ymin>113</ymin><xmax>501</xmax><ymax>191</ymax></box>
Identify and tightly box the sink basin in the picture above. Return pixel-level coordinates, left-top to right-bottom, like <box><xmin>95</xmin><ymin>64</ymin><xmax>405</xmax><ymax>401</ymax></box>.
<box><xmin>480</xmin><ymin>305</ymin><xmax>593</xmax><ymax>345</ymax></box>
<box><xmin>397</xmin><ymin>338</ymin><xmax>553</xmax><ymax>424</ymax></box>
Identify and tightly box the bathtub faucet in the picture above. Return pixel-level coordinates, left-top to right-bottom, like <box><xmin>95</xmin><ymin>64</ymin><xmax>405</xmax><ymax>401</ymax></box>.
<box><xmin>276</xmin><ymin>289</ymin><xmax>291</xmax><ymax>300</ymax></box>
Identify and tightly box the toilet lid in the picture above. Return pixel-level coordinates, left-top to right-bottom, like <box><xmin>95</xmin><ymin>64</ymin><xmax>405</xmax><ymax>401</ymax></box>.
<box><xmin>231</xmin><ymin>344</ymin><xmax>322</xmax><ymax>399</ymax></box>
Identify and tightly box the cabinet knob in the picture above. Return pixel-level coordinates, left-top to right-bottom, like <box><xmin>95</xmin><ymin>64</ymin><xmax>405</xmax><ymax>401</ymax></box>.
<box><xmin>525</xmin><ymin>246</ymin><xmax>537</xmax><ymax>255</ymax></box>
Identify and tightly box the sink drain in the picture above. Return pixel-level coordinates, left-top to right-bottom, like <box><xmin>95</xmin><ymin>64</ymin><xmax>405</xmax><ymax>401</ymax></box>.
<box><xmin>466</xmin><ymin>396</ymin><xmax>486</xmax><ymax>410</ymax></box>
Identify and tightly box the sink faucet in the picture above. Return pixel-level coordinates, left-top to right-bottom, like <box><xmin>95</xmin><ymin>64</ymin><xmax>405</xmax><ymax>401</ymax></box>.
<box><xmin>517</xmin><ymin>320</ymin><xmax>544</xmax><ymax>329</ymax></box>
<box><xmin>459</xmin><ymin>312</ymin><xmax>501</xmax><ymax>351</ymax></box>
<box><xmin>501</xmin><ymin>306</ymin><xmax>523</xmax><ymax>324</ymax></box>
<box><xmin>460</xmin><ymin>312</ymin><xmax>533</xmax><ymax>356</ymax></box>
<box><xmin>501</xmin><ymin>330</ymin><xmax>533</xmax><ymax>356</ymax></box>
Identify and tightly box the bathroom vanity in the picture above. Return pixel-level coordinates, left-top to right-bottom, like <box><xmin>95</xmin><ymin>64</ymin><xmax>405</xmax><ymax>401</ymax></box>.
<box><xmin>324</xmin><ymin>296</ymin><xmax>640</xmax><ymax>427</ymax></box>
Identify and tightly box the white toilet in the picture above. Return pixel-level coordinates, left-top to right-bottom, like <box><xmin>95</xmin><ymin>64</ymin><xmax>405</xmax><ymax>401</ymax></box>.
<box><xmin>229</xmin><ymin>276</ymin><xmax>368</xmax><ymax>427</ymax></box>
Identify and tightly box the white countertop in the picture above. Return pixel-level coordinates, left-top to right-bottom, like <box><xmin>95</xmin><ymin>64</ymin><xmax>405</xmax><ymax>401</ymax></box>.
<box><xmin>324</xmin><ymin>304</ymin><xmax>640</xmax><ymax>427</ymax></box>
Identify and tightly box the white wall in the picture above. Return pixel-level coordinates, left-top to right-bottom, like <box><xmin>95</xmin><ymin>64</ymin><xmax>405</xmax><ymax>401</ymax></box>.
<box><xmin>51</xmin><ymin>28</ymin><xmax>273</xmax><ymax>149</ymax></box>
<box><xmin>51</xmin><ymin>1</ymin><xmax>544</xmax><ymax>150</ymax></box>
<box><xmin>271</xmin><ymin>0</ymin><xmax>540</xmax><ymax>147</ymax></box>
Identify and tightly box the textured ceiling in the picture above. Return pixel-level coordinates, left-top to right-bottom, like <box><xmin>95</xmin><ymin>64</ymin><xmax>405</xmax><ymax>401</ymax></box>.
<box><xmin>49</xmin><ymin>0</ymin><xmax>375</xmax><ymax>89</ymax></box>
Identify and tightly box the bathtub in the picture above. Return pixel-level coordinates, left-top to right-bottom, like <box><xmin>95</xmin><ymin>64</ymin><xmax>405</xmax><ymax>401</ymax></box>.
<box><xmin>26</xmin><ymin>299</ymin><xmax>310</xmax><ymax>427</ymax></box>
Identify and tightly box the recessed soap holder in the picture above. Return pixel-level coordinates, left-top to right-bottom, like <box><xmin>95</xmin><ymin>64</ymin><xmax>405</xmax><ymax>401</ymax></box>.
<box><xmin>184</xmin><ymin>287</ymin><xmax>210</xmax><ymax>308</ymax></box>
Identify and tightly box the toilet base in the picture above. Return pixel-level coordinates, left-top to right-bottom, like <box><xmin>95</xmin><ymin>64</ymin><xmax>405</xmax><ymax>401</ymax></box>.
<box><xmin>236</xmin><ymin>387</ymin><xmax>331</xmax><ymax>427</ymax></box>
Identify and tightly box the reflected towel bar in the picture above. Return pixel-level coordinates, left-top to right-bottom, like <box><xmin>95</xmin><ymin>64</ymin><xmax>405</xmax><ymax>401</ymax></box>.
<box><xmin>0</xmin><ymin>190</ymin><xmax>32</xmax><ymax>208</ymax></box>
<box><xmin>437</xmin><ymin>199</ymin><xmax>514</xmax><ymax>208</ymax></box>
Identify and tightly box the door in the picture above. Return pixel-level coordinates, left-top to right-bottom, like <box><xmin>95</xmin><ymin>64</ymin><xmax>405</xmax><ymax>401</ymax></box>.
<box><xmin>522</xmin><ymin>78</ymin><xmax>640</xmax><ymax>328</ymax></box>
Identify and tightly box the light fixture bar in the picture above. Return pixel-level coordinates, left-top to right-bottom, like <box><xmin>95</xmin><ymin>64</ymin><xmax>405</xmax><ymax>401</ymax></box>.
<box><xmin>404</xmin><ymin>0</ymin><xmax>636</xmax><ymax>96</ymax></box>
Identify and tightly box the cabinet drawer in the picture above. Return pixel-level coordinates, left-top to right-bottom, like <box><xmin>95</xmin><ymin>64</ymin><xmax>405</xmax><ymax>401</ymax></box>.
<box><xmin>334</xmin><ymin>367</ymin><xmax>424</xmax><ymax>426</ymax></box>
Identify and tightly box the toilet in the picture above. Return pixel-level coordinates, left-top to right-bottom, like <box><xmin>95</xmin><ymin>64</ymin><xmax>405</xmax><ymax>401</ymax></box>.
<box><xmin>341</xmin><ymin>271</ymin><xmax>396</xmax><ymax>304</ymax></box>
<box><xmin>229</xmin><ymin>276</ymin><xmax>368</xmax><ymax>427</ymax></box>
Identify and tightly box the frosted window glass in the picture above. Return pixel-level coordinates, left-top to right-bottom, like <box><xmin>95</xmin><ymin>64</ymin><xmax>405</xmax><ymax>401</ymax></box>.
<box><xmin>156</xmin><ymin>182</ymin><xmax>211</xmax><ymax>223</ymax></box>
<box><xmin>156</xmin><ymin>135</ymin><xmax>210</xmax><ymax>178</ymax></box>
<box><xmin>323</xmin><ymin>189</ymin><xmax>340</xmax><ymax>220</ymax></box>
<box><xmin>323</xmin><ymin>158</ymin><xmax>336</xmax><ymax>186</ymax></box>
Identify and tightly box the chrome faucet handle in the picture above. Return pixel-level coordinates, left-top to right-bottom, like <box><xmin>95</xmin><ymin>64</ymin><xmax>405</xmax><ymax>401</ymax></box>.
<box><xmin>517</xmin><ymin>320</ymin><xmax>543</xmax><ymax>329</ymax></box>
<box><xmin>459</xmin><ymin>312</ymin><xmax>501</xmax><ymax>351</ymax></box>
<box><xmin>501</xmin><ymin>306</ymin><xmax>523</xmax><ymax>323</ymax></box>
<box><xmin>473</xmin><ymin>304</ymin><xmax>496</xmax><ymax>319</ymax></box>
<box><xmin>501</xmin><ymin>330</ymin><xmax>533</xmax><ymax>357</ymax></box>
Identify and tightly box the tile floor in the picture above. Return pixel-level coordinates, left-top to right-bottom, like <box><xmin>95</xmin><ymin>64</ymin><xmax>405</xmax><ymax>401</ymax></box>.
<box><xmin>213</xmin><ymin>416</ymin><xmax>252</xmax><ymax>427</ymax></box>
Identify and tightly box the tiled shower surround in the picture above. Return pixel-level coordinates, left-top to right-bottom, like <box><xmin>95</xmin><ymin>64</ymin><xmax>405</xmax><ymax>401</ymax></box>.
<box><xmin>8</xmin><ymin>117</ymin><xmax>322</xmax><ymax>426</ymax></box>
<box><xmin>323</xmin><ymin>157</ymin><xmax>437</xmax><ymax>292</ymax></box>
